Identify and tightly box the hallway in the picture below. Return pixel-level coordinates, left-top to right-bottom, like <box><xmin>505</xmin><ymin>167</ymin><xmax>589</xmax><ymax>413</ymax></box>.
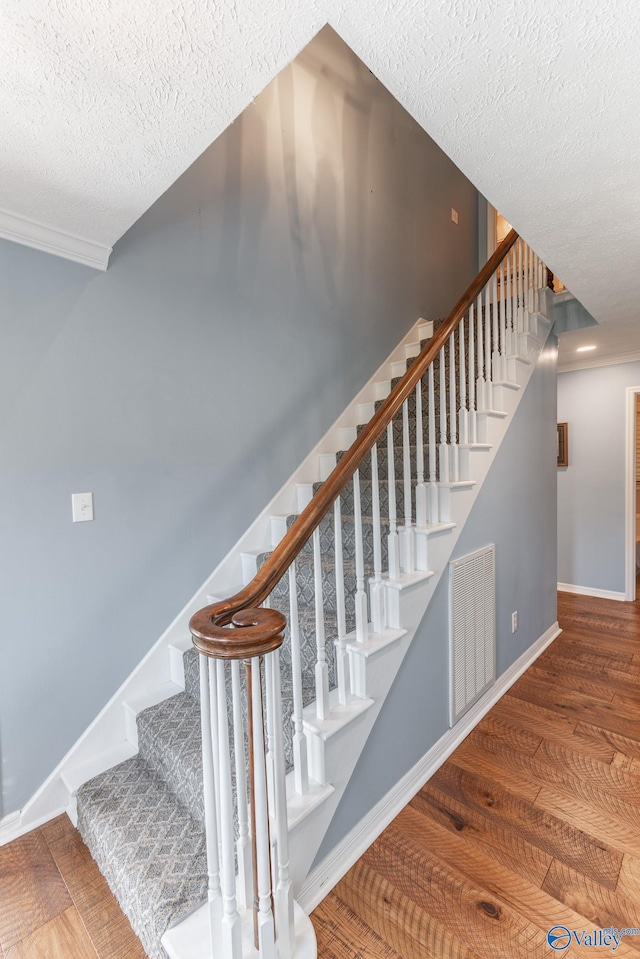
<box><xmin>312</xmin><ymin>591</ymin><xmax>640</xmax><ymax>957</ymax></box>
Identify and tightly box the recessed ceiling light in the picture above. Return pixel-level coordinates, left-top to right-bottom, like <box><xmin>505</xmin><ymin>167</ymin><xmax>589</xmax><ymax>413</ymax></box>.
<box><xmin>576</xmin><ymin>345</ymin><xmax>596</xmax><ymax>353</ymax></box>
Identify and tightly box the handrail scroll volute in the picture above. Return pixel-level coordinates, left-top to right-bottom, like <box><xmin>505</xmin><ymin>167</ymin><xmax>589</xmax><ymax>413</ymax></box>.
<box><xmin>190</xmin><ymin>229</ymin><xmax>519</xmax><ymax>657</ymax></box>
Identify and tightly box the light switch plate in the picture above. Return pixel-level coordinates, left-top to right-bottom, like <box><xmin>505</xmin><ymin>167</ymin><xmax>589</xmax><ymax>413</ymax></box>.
<box><xmin>72</xmin><ymin>492</ymin><xmax>94</xmax><ymax>522</ymax></box>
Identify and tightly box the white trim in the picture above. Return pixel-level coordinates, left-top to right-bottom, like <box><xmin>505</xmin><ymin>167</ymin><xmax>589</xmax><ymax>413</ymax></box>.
<box><xmin>297</xmin><ymin>621</ymin><xmax>561</xmax><ymax>914</ymax></box>
<box><xmin>0</xmin><ymin>805</ymin><xmax>68</xmax><ymax>847</ymax></box>
<box><xmin>0</xmin><ymin>208</ymin><xmax>111</xmax><ymax>271</ymax></box>
<box><xmin>557</xmin><ymin>582</ymin><xmax>627</xmax><ymax>602</ymax></box>
<box><xmin>625</xmin><ymin>386</ymin><xmax>640</xmax><ymax>601</ymax></box>
<box><xmin>558</xmin><ymin>351</ymin><xmax>640</xmax><ymax>374</ymax></box>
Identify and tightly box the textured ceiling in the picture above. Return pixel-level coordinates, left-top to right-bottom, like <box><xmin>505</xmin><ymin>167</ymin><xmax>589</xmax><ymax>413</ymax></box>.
<box><xmin>2</xmin><ymin>0</ymin><xmax>640</xmax><ymax>330</ymax></box>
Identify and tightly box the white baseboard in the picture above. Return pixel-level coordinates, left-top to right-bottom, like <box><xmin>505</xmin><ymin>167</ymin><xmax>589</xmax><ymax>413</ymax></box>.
<box><xmin>558</xmin><ymin>582</ymin><xmax>626</xmax><ymax>602</ymax></box>
<box><xmin>297</xmin><ymin>620</ymin><xmax>561</xmax><ymax>913</ymax></box>
<box><xmin>0</xmin><ymin>805</ymin><xmax>68</xmax><ymax>847</ymax></box>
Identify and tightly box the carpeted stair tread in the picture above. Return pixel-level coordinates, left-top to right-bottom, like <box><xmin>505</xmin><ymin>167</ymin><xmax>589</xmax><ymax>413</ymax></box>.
<box><xmin>136</xmin><ymin>691</ymin><xmax>204</xmax><ymax>825</ymax></box>
<box><xmin>77</xmin><ymin>755</ymin><xmax>207</xmax><ymax>959</ymax></box>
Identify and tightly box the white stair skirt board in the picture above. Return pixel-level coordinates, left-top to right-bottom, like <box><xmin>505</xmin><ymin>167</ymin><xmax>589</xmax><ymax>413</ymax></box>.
<box><xmin>557</xmin><ymin>582</ymin><xmax>626</xmax><ymax>602</ymax></box>
<box><xmin>11</xmin><ymin>316</ymin><xmax>434</xmax><ymax>834</ymax></box>
<box><xmin>297</xmin><ymin>620</ymin><xmax>561</xmax><ymax>914</ymax></box>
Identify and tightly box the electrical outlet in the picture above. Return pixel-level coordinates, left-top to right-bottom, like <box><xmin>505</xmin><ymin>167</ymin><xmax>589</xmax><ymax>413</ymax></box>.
<box><xmin>451</xmin><ymin>208</ymin><xmax>459</xmax><ymax>224</ymax></box>
<box><xmin>72</xmin><ymin>492</ymin><xmax>94</xmax><ymax>522</ymax></box>
<box><xmin>511</xmin><ymin>611</ymin><xmax>518</xmax><ymax>633</ymax></box>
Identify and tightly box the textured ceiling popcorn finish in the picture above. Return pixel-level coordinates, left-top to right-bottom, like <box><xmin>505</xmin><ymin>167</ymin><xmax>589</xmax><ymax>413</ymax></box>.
<box><xmin>1</xmin><ymin>0</ymin><xmax>640</xmax><ymax>327</ymax></box>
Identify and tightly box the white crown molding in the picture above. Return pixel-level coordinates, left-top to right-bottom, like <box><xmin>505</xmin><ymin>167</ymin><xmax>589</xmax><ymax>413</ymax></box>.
<box><xmin>557</xmin><ymin>582</ymin><xmax>626</xmax><ymax>602</ymax></box>
<box><xmin>0</xmin><ymin>209</ymin><xmax>111</xmax><ymax>271</ymax></box>
<box><xmin>558</xmin><ymin>350</ymin><xmax>640</xmax><ymax>374</ymax></box>
<box><xmin>298</xmin><ymin>621</ymin><xmax>561</xmax><ymax>914</ymax></box>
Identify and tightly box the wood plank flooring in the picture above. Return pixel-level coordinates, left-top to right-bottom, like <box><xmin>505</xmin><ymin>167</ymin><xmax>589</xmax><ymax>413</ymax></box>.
<box><xmin>0</xmin><ymin>814</ymin><xmax>146</xmax><ymax>959</ymax></box>
<box><xmin>3</xmin><ymin>591</ymin><xmax>640</xmax><ymax>957</ymax></box>
<box><xmin>313</xmin><ymin>591</ymin><xmax>640</xmax><ymax>958</ymax></box>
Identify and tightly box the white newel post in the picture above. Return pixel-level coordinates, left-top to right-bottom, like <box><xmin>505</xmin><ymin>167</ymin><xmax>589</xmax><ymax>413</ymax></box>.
<box><xmin>190</xmin><ymin>605</ymin><xmax>294</xmax><ymax>959</ymax></box>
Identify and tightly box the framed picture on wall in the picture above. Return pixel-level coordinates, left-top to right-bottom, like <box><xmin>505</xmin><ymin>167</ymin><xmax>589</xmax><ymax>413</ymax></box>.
<box><xmin>557</xmin><ymin>422</ymin><xmax>568</xmax><ymax>467</ymax></box>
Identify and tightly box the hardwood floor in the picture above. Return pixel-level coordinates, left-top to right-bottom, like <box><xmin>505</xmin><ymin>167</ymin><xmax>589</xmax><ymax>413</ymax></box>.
<box><xmin>2</xmin><ymin>591</ymin><xmax>640</xmax><ymax>958</ymax></box>
<box><xmin>0</xmin><ymin>814</ymin><xmax>146</xmax><ymax>959</ymax></box>
<box><xmin>313</xmin><ymin>591</ymin><xmax>640</xmax><ymax>958</ymax></box>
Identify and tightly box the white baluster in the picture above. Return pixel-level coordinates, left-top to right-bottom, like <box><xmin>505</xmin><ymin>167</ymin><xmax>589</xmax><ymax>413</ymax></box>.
<box><xmin>353</xmin><ymin>469</ymin><xmax>369</xmax><ymax>641</ymax></box>
<box><xmin>269</xmin><ymin>649</ymin><xmax>294</xmax><ymax>959</ymax></box>
<box><xmin>427</xmin><ymin>363</ymin><xmax>438</xmax><ymax>523</ymax></box>
<box><xmin>333</xmin><ymin>499</ymin><xmax>349</xmax><ymax>705</ymax></box>
<box><xmin>491</xmin><ymin>271</ymin><xmax>500</xmax><ymax>383</ymax></box>
<box><xmin>263</xmin><ymin>648</ymin><xmax>276</xmax><ymax>846</ymax></box>
<box><xmin>510</xmin><ymin>247</ymin><xmax>517</xmax><ymax>349</ymax></box>
<box><xmin>249</xmin><ymin>657</ymin><xmax>275</xmax><ymax>959</ymax></box>
<box><xmin>525</xmin><ymin>242</ymin><xmax>532</xmax><ymax>313</ymax></box>
<box><xmin>200</xmin><ymin>655</ymin><xmax>223</xmax><ymax>957</ymax></box>
<box><xmin>484</xmin><ymin>279</ymin><xmax>492</xmax><ymax>409</ymax></box>
<box><xmin>476</xmin><ymin>292</ymin><xmax>485</xmax><ymax>414</ymax></box>
<box><xmin>449</xmin><ymin>331</ymin><xmax>458</xmax><ymax>482</ymax></box>
<box><xmin>516</xmin><ymin>238</ymin><xmax>524</xmax><ymax>333</ymax></box>
<box><xmin>312</xmin><ymin>527</ymin><xmax>329</xmax><ymax>720</ymax></box>
<box><xmin>458</xmin><ymin>317</ymin><xmax>469</xmax><ymax>480</ymax></box>
<box><xmin>505</xmin><ymin>248</ymin><xmax>513</xmax><ymax>363</ymax></box>
<box><xmin>401</xmin><ymin>400</ymin><xmax>415</xmax><ymax>573</ymax></box>
<box><xmin>231</xmin><ymin>661</ymin><xmax>252</xmax><ymax>909</ymax></box>
<box><xmin>469</xmin><ymin>302</ymin><xmax>476</xmax><ymax>443</ymax></box>
<box><xmin>458</xmin><ymin>316</ymin><xmax>468</xmax><ymax>445</ymax></box>
<box><xmin>439</xmin><ymin>346</ymin><xmax>449</xmax><ymax>482</ymax></box>
<box><xmin>415</xmin><ymin>381</ymin><xmax>427</xmax><ymax>528</ymax></box>
<box><xmin>499</xmin><ymin>259</ymin><xmax>507</xmax><ymax>382</ymax></box>
<box><xmin>370</xmin><ymin>445</ymin><xmax>384</xmax><ymax>633</ymax></box>
<box><xmin>387</xmin><ymin>422</ymin><xmax>400</xmax><ymax>579</ymax></box>
<box><xmin>208</xmin><ymin>660</ymin><xmax>222</xmax><ymax>864</ymax></box>
<box><xmin>216</xmin><ymin>661</ymin><xmax>242</xmax><ymax>958</ymax></box>
<box><xmin>288</xmin><ymin>562</ymin><xmax>308</xmax><ymax>794</ymax></box>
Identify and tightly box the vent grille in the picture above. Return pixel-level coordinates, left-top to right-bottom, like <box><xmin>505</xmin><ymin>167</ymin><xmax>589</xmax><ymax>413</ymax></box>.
<box><xmin>449</xmin><ymin>544</ymin><xmax>496</xmax><ymax>726</ymax></box>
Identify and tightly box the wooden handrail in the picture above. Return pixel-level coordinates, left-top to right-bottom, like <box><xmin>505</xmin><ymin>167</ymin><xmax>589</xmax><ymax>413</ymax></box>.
<box><xmin>190</xmin><ymin>229</ymin><xmax>519</xmax><ymax>656</ymax></box>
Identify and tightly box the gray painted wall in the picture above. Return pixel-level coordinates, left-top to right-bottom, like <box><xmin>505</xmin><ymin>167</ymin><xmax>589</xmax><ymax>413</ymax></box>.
<box><xmin>316</xmin><ymin>337</ymin><xmax>558</xmax><ymax>860</ymax></box>
<box><xmin>0</xmin><ymin>27</ymin><xmax>479</xmax><ymax>815</ymax></box>
<box><xmin>557</xmin><ymin>360</ymin><xmax>640</xmax><ymax>593</ymax></box>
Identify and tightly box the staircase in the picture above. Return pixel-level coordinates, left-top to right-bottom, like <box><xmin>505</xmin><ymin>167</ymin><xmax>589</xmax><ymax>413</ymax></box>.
<box><xmin>27</xmin><ymin>232</ymin><xmax>554</xmax><ymax>959</ymax></box>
